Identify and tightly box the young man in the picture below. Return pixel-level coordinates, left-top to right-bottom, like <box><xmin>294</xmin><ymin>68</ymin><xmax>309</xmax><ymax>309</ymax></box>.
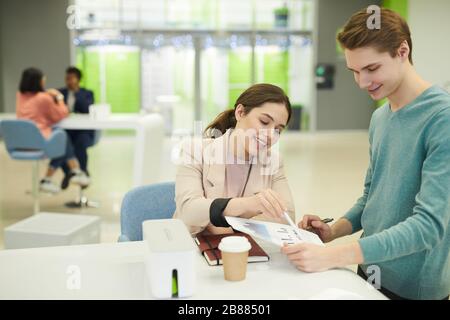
<box><xmin>281</xmin><ymin>8</ymin><xmax>449</xmax><ymax>300</ymax></box>
<box><xmin>59</xmin><ymin>67</ymin><xmax>95</xmax><ymax>189</ymax></box>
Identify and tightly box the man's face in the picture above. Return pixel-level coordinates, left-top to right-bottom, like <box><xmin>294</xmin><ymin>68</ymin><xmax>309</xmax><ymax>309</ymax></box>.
<box><xmin>345</xmin><ymin>46</ymin><xmax>404</xmax><ymax>100</ymax></box>
<box><xmin>65</xmin><ymin>73</ymin><xmax>79</xmax><ymax>90</ymax></box>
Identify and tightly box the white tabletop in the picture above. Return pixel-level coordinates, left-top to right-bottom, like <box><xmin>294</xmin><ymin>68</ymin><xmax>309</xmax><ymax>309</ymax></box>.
<box><xmin>0</xmin><ymin>112</ymin><xmax>165</xmax><ymax>186</ymax></box>
<box><xmin>57</xmin><ymin>113</ymin><xmax>156</xmax><ymax>130</ymax></box>
<box><xmin>0</xmin><ymin>241</ymin><xmax>387</xmax><ymax>300</ymax></box>
<box><xmin>0</xmin><ymin>113</ymin><xmax>157</xmax><ymax>130</ymax></box>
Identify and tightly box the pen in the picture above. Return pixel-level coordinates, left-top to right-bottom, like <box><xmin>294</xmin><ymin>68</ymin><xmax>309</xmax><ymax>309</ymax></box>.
<box><xmin>283</xmin><ymin>211</ymin><xmax>302</xmax><ymax>240</ymax></box>
<box><xmin>283</xmin><ymin>213</ymin><xmax>333</xmax><ymax>228</ymax></box>
<box><xmin>305</xmin><ymin>218</ymin><xmax>334</xmax><ymax>231</ymax></box>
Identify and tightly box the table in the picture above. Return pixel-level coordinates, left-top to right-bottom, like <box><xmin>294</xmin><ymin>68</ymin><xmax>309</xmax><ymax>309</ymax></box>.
<box><xmin>0</xmin><ymin>240</ymin><xmax>387</xmax><ymax>299</ymax></box>
<box><xmin>4</xmin><ymin>212</ymin><xmax>100</xmax><ymax>249</ymax></box>
<box><xmin>0</xmin><ymin>113</ymin><xmax>165</xmax><ymax>187</ymax></box>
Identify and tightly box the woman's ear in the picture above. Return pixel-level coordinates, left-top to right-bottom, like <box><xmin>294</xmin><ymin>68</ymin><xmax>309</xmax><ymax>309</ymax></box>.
<box><xmin>398</xmin><ymin>40</ymin><xmax>410</xmax><ymax>62</ymax></box>
<box><xmin>234</xmin><ymin>104</ymin><xmax>246</xmax><ymax>121</ymax></box>
<box><xmin>40</xmin><ymin>77</ymin><xmax>46</xmax><ymax>89</ymax></box>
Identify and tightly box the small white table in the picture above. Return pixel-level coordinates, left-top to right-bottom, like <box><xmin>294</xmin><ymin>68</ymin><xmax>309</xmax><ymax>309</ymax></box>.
<box><xmin>0</xmin><ymin>113</ymin><xmax>165</xmax><ymax>187</ymax></box>
<box><xmin>0</xmin><ymin>240</ymin><xmax>387</xmax><ymax>299</ymax></box>
<box><xmin>4</xmin><ymin>212</ymin><xmax>100</xmax><ymax>249</ymax></box>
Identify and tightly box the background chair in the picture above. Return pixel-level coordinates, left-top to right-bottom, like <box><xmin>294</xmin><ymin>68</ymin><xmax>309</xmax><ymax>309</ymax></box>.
<box><xmin>65</xmin><ymin>130</ymin><xmax>101</xmax><ymax>208</ymax></box>
<box><xmin>118</xmin><ymin>182</ymin><xmax>175</xmax><ymax>242</ymax></box>
<box><xmin>0</xmin><ymin>119</ymin><xmax>66</xmax><ymax>214</ymax></box>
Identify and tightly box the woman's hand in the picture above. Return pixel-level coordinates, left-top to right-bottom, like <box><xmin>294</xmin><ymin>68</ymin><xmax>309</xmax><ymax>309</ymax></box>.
<box><xmin>247</xmin><ymin>189</ymin><xmax>287</xmax><ymax>220</ymax></box>
<box><xmin>224</xmin><ymin>189</ymin><xmax>287</xmax><ymax>221</ymax></box>
<box><xmin>46</xmin><ymin>88</ymin><xmax>62</xmax><ymax>97</ymax></box>
<box><xmin>281</xmin><ymin>242</ymin><xmax>364</xmax><ymax>273</ymax></box>
<box><xmin>300</xmin><ymin>214</ymin><xmax>335</xmax><ymax>243</ymax></box>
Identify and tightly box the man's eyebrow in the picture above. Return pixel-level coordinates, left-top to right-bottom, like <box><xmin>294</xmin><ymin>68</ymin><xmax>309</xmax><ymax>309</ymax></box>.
<box><xmin>347</xmin><ymin>62</ymin><xmax>380</xmax><ymax>72</ymax></box>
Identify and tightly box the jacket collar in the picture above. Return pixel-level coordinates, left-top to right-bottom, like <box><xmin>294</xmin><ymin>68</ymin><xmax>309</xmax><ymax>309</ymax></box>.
<box><xmin>204</xmin><ymin>129</ymin><xmax>275</xmax><ymax>196</ymax></box>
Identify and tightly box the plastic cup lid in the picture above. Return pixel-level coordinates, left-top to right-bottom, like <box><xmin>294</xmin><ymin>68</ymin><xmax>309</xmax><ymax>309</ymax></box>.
<box><xmin>218</xmin><ymin>236</ymin><xmax>251</xmax><ymax>253</ymax></box>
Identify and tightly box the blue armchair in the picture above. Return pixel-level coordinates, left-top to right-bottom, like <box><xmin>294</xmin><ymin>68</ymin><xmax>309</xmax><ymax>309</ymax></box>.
<box><xmin>0</xmin><ymin>119</ymin><xmax>66</xmax><ymax>214</ymax></box>
<box><xmin>118</xmin><ymin>182</ymin><xmax>176</xmax><ymax>242</ymax></box>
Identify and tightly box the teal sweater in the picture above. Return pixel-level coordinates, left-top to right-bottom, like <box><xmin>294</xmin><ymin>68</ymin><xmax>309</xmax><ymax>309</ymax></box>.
<box><xmin>344</xmin><ymin>86</ymin><xmax>450</xmax><ymax>300</ymax></box>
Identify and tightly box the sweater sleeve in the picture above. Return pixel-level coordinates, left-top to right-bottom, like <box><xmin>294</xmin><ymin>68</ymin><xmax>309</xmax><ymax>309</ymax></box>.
<box><xmin>358</xmin><ymin>109</ymin><xmax>450</xmax><ymax>264</ymax></box>
<box><xmin>343</xmin><ymin>116</ymin><xmax>377</xmax><ymax>234</ymax></box>
<box><xmin>39</xmin><ymin>94</ymin><xmax>68</xmax><ymax>124</ymax></box>
<box><xmin>343</xmin><ymin>149</ymin><xmax>373</xmax><ymax>233</ymax></box>
<box><xmin>76</xmin><ymin>90</ymin><xmax>94</xmax><ymax>113</ymax></box>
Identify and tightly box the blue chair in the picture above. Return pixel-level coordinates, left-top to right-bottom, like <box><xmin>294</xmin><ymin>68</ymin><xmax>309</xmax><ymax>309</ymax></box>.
<box><xmin>0</xmin><ymin>119</ymin><xmax>66</xmax><ymax>214</ymax></box>
<box><xmin>118</xmin><ymin>182</ymin><xmax>175</xmax><ymax>242</ymax></box>
<box><xmin>65</xmin><ymin>130</ymin><xmax>102</xmax><ymax>208</ymax></box>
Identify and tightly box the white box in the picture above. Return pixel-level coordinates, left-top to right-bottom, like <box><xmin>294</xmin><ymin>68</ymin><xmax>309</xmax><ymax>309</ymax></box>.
<box><xmin>4</xmin><ymin>212</ymin><xmax>101</xmax><ymax>249</ymax></box>
<box><xmin>143</xmin><ymin>219</ymin><xmax>196</xmax><ymax>299</ymax></box>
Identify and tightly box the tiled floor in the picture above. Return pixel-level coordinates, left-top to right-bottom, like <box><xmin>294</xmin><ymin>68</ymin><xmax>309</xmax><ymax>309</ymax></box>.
<box><xmin>0</xmin><ymin>131</ymin><xmax>370</xmax><ymax>250</ymax></box>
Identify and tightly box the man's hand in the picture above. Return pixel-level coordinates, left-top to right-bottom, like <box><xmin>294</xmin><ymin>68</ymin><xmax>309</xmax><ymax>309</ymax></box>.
<box><xmin>281</xmin><ymin>243</ymin><xmax>338</xmax><ymax>272</ymax></box>
<box><xmin>281</xmin><ymin>242</ymin><xmax>364</xmax><ymax>273</ymax></box>
<box><xmin>300</xmin><ymin>214</ymin><xmax>335</xmax><ymax>243</ymax></box>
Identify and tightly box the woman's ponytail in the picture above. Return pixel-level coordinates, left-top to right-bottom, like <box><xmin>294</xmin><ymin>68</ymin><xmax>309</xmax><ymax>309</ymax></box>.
<box><xmin>204</xmin><ymin>83</ymin><xmax>291</xmax><ymax>138</ymax></box>
<box><xmin>204</xmin><ymin>109</ymin><xmax>237</xmax><ymax>138</ymax></box>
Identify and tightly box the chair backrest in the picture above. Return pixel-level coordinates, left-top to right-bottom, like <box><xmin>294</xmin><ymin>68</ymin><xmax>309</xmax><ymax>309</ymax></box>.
<box><xmin>92</xmin><ymin>130</ymin><xmax>101</xmax><ymax>146</ymax></box>
<box><xmin>0</xmin><ymin>120</ymin><xmax>45</xmax><ymax>153</ymax></box>
<box><xmin>119</xmin><ymin>182</ymin><xmax>176</xmax><ymax>242</ymax></box>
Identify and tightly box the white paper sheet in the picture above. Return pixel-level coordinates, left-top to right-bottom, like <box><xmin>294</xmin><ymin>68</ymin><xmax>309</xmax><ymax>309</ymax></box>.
<box><xmin>225</xmin><ymin>217</ymin><xmax>324</xmax><ymax>247</ymax></box>
<box><xmin>308</xmin><ymin>288</ymin><xmax>367</xmax><ymax>300</ymax></box>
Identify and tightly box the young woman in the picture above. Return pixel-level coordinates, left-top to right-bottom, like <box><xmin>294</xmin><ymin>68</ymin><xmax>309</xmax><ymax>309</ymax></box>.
<box><xmin>16</xmin><ymin>67</ymin><xmax>90</xmax><ymax>193</ymax></box>
<box><xmin>174</xmin><ymin>83</ymin><xmax>295</xmax><ymax>236</ymax></box>
<box><xmin>281</xmin><ymin>8</ymin><xmax>450</xmax><ymax>300</ymax></box>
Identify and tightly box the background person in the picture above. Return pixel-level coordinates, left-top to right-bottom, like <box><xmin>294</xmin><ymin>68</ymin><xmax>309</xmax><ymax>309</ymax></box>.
<box><xmin>16</xmin><ymin>67</ymin><xmax>90</xmax><ymax>193</ymax></box>
<box><xmin>58</xmin><ymin>66</ymin><xmax>95</xmax><ymax>190</ymax></box>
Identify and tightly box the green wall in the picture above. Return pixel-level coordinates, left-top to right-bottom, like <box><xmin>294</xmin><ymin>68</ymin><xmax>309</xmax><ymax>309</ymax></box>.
<box><xmin>228</xmin><ymin>50</ymin><xmax>252</xmax><ymax>105</ymax></box>
<box><xmin>228</xmin><ymin>49</ymin><xmax>289</xmax><ymax>107</ymax></box>
<box><xmin>383</xmin><ymin>0</ymin><xmax>408</xmax><ymax>19</ymax></box>
<box><xmin>376</xmin><ymin>0</ymin><xmax>409</xmax><ymax>107</ymax></box>
<box><xmin>77</xmin><ymin>47</ymin><xmax>140</xmax><ymax>113</ymax></box>
<box><xmin>77</xmin><ymin>45</ymin><xmax>290</xmax><ymax>117</ymax></box>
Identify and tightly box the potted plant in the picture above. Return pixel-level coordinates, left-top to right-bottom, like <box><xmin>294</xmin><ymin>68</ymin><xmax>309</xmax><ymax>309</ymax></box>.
<box><xmin>274</xmin><ymin>5</ymin><xmax>289</xmax><ymax>28</ymax></box>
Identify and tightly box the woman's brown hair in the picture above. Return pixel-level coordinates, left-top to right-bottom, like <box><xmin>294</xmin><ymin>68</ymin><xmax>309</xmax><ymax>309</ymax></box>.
<box><xmin>337</xmin><ymin>8</ymin><xmax>413</xmax><ymax>64</ymax></box>
<box><xmin>204</xmin><ymin>83</ymin><xmax>291</xmax><ymax>137</ymax></box>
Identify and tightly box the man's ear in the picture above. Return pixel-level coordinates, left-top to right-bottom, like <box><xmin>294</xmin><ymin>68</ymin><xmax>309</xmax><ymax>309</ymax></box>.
<box><xmin>397</xmin><ymin>40</ymin><xmax>410</xmax><ymax>62</ymax></box>
<box><xmin>235</xmin><ymin>104</ymin><xmax>246</xmax><ymax>121</ymax></box>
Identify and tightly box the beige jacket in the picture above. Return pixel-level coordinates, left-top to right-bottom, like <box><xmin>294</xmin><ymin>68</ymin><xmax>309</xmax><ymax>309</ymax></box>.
<box><xmin>173</xmin><ymin>130</ymin><xmax>295</xmax><ymax>235</ymax></box>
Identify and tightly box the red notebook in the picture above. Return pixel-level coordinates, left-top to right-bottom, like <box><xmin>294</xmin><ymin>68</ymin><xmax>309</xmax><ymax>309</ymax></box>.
<box><xmin>195</xmin><ymin>231</ymin><xmax>270</xmax><ymax>266</ymax></box>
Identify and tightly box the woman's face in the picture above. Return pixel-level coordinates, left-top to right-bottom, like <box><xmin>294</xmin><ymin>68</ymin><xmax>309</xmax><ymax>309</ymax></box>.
<box><xmin>232</xmin><ymin>102</ymin><xmax>289</xmax><ymax>159</ymax></box>
<box><xmin>40</xmin><ymin>76</ymin><xmax>46</xmax><ymax>89</ymax></box>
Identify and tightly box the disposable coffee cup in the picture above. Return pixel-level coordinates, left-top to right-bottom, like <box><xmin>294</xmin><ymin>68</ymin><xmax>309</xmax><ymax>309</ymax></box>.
<box><xmin>218</xmin><ymin>236</ymin><xmax>252</xmax><ymax>281</ymax></box>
